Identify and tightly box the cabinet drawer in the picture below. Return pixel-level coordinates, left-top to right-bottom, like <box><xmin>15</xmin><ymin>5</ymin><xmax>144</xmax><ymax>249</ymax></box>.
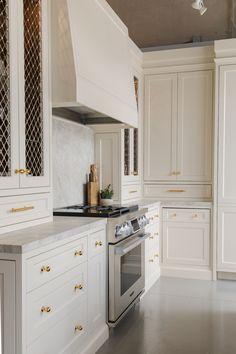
<box><xmin>26</xmin><ymin>236</ymin><xmax>87</xmax><ymax>292</ymax></box>
<box><xmin>88</xmin><ymin>228</ymin><xmax>106</xmax><ymax>258</ymax></box>
<box><xmin>27</xmin><ymin>297</ymin><xmax>87</xmax><ymax>354</ymax></box>
<box><xmin>146</xmin><ymin>209</ymin><xmax>160</xmax><ymax>225</ymax></box>
<box><xmin>146</xmin><ymin>224</ymin><xmax>159</xmax><ymax>253</ymax></box>
<box><xmin>163</xmin><ymin>208</ymin><xmax>210</xmax><ymax>223</ymax></box>
<box><xmin>144</xmin><ymin>184</ymin><xmax>212</xmax><ymax>200</ymax></box>
<box><xmin>27</xmin><ymin>263</ymin><xmax>87</xmax><ymax>344</ymax></box>
<box><xmin>0</xmin><ymin>194</ymin><xmax>51</xmax><ymax>228</ymax></box>
<box><xmin>122</xmin><ymin>184</ymin><xmax>141</xmax><ymax>201</ymax></box>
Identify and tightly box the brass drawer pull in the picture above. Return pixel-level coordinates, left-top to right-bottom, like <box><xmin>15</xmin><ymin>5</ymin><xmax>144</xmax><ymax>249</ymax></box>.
<box><xmin>15</xmin><ymin>168</ymin><xmax>31</xmax><ymax>175</ymax></box>
<box><xmin>129</xmin><ymin>190</ymin><xmax>138</xmax><ymax>194</ymax></box>
<box><xmin>149</xmin><ymin>217</ymin><xmax>154</xmax><ymax>221</ymax></box>
<box><xmin>154</xmin><ymin>254</ymin><xmax>159</xmax><ymax>258</ymax></box>
<box><xmin>149</xmin><ymin>259</ymin><xmax>154</xmax><ymax>263</ymax></box>
<box><xmin>149</xmin><ymin>236</ymin><xmax>154</xmax><ymax>240</ymax></box>
<box><xmin>74</xmin><ymin>250</ymin><xmax>83</xmax><ymax>257</ymax></box>
<box><xmin>155</xmin><ymin>214</ymin><xmax>159</xmax><ymax>218</ymax></box>
<box><xmin>95</xmin><ymin>241</ymin><xmax>103</xmax><ymax>247</ymax></box>
<box><xmin>172</xmin><ymin>213</ymin><xmax>177</xmax><ymax>217</ymax></box>
<box><xmin>10</xmin><ymin>206</ymin><xmax>35</xmax><ymax>213</ymax></box>
<box><xmin>41</xmin><ymin>306</ymin><xmax>51</xmax><ymax>313</ymax></box>
<box><xmin>154</xmin><ymin>232</ymin><xmax>159</xmax><ymax>236</ymax></box>
<box><xmin>74</xmin><ymin>284</ymin><xmax>83</xmax><ymax>291</ymax></box>
<box><xmin>193</xmin><ymin>214</ymin><xmax>198</xmax><ymax>218</ymax></box>
<box><xmin>167</xmin><ymin>189</ymin><xmax>186</xmax><ymax>193</ymax></box>
<box><xmin>75</xmin><ymin>325</ymin><xmax>83</xmax><ymax>332</ymax></box>
<box><xmin>41</xmin><ymin>265</ymin><xmax>51</xmax><ymax>273</ymax></box>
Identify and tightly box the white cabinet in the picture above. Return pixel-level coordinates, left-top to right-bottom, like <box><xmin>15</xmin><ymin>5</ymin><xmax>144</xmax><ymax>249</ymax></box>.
<box><xmin>162</xmin><ymin>208</ymin><xmax>211</xmax><ymax>279</ymax></box>
<box><xmin>0</xmin><ymin>261</ymin><xmax>15</xmax><ymax>354</ymax></box>
<box><xmin>144</xmin><ymin>70</ymin><xmax>213</xmax><ymax>183</ymax></box>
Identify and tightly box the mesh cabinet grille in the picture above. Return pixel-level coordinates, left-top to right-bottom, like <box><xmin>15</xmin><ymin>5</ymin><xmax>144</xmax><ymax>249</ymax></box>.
<box><xmin>0</xmin><ymin>0</ymin><xmax>11</xmax><ymax>177</ymax></box>
<box><xmin>24</xmin><ymin>0</ymin><xmax>44</xmax><ymax>177</ymax></box>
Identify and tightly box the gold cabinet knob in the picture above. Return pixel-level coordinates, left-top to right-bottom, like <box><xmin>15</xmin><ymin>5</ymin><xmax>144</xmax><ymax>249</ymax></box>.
<box><xmin>149</xmin><ymin>236</ymin><xmax>154</xmax><ymax>240</ymax></box>
<box><xmin>193</xmin><ymin>214</ymin><xmax>198</xmax><ymax>218</ymax></box>
<box><xmin>74</xmin><ymin>284</ymin><xmax>83</xmax><ymax>291</ymax></box>
<box><xmin>149</xmin><ymin>259</ymin><xmax>154</xmax><ymax>263</ymax></box>
<box><xmin>171</xmin><ymin>171</ymin><xmax>177</xmax><ymax>176</ymax></box>
<box><xmin>154</xmin><ymin>254</ymin><xmax>159</xmax><ymax>258</ymax></box>
<box><xmin>74</xmin><ymin>250</ymin><xmax>83</xmax><ymax>257</ymax></box>
<box><xmin>154</xmin><ymin>232</ymin><xmax>159</xmax><ymax>236</ymax></box>
<box><xmin>41</xmin><ymin>306</ymin><xmax>51</xmax><ymax>313</ymax></box>
<box><xmin>155</xmin><ymin>214</ymin><xmax>159</xmax><ymax>218</ymax></box>
<box><xmin>150</xmin><ymin>217</ymin><xmax>154</xmax><ymax>221</ymax></box>
<box><xmin>41</xmin><ymin>265</ymin><xmax>51</xmax><ymax>273</ymax></box>
<box><xmin>95</xmin><ymin>241</ymin><xmax>102</xmax><ymax>247</ymax></box>
<box><xmin>172</xmin><ymin>213</ymin><xmax>177</xmax><ymax>217</ymax></box>
<box><xmin>75</xmin><ymin>325</ymin><xmax>83</xmax><ymax>332</ymax></box>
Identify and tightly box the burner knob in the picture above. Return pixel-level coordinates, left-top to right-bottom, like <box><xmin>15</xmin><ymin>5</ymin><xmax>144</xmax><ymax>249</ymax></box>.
<box><xmin>115</xmin><ymin>225</ymin><xmax>123</xmax><ymax>237</ymax></box>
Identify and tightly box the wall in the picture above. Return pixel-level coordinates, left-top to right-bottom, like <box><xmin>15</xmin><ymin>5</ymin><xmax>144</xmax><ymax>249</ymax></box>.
<box><xmin>52</xmin><ymin>117</ymin><xmax>94</xmax><ymax>208</ymax></box>
<box><xmin>107</xmin><ymin>0</ymin><xmax>234</xmax><ymax>48</ymax></box>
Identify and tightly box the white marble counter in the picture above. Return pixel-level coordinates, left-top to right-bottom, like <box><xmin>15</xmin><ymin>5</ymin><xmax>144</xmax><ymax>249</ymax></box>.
<box><xmin>0</xmin><ymin>217</ymin><xmax>107</xmax><ymax>254</ymax></box>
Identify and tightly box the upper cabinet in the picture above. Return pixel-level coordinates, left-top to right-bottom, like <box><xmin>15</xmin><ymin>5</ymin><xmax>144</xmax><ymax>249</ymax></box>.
<box><xmin>144</xmin><ymin>70</ymin><xmax>213</xmax><ymax>183</ymax></box>
<box><xmin>51</xmin><ymin>0</ymin><xmax>138</xmax><ymax>127</ymax></box>
<box><xmin>0</xmin><ymin>0</ymin><xmax>50</xmax><ymax>192</ymax></box>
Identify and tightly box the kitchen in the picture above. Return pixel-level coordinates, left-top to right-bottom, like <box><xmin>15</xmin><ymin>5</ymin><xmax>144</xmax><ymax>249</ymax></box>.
<box><xmin>0</xmin><ymin>0</ymin><xmax>236</xmax><ymax>353</ymax></box>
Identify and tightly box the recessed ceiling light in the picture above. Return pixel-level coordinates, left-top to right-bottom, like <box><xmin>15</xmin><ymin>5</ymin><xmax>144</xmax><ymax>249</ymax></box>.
<box><xmin>192</xmin><ymin>0</ymin><xmax>207</xmax><ymax>15</ymax></box>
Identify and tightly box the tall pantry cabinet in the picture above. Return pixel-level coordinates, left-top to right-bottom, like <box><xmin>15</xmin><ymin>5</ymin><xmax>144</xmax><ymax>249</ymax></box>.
<box><xmin>143</xmin><ymin>47</ymin><xmax>214</xmax><ymax>200</ymax></box>
<box><xmin>215</xmin><ymin>40</ymin><xmax>236</xmax><ymax>274</ymax></box>
<box><xmin>0</xmin><ymin>0</ymin><xmax>51</xmax><ymax>233</ymax></box>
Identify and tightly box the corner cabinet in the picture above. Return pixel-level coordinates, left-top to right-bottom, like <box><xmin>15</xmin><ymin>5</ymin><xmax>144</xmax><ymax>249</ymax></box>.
<box><xmin>144</xmin><ymin>70</ymin><xmax>213</xmax><ymax>199</ymax></box>
<box><xmin>0</xmin><ymin>0</ymin><xmax>51</xmax><ymax>232</ymax></box>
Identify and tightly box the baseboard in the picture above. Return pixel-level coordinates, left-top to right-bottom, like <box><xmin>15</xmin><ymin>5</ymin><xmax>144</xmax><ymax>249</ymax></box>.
<box><xmin>217</xmin><ymin>272</ymin><xmax>236</xmax><ymax>280</ymax></box>
<box><xmin>161</xmin><ymin>266</ymin><xmax>212</xmax><ymax>280</ymax></box>
<box><xmin>81</xmin><ymin>325</ymin><xmax>109</xmax><ymax>354</ymax></box>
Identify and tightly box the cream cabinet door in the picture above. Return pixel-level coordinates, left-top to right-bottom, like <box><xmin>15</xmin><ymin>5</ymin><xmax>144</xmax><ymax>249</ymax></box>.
<box><xmin>163</xmin><ymin>221</ymin><xmax>210</xmax><ymax>266</ymax></box>
<box><xmin>0</xmin><ymin>261</ymin><xmax>15</xmax><ymax>354</ymax></box>
<box><xmin>217</xmin><ymin>207</ymin><xmax>236</xmax><ymax>271</ymax></box>
<box><xmin>0</xmin><ymin>0</ymin><xmax>19</xmax><ymax>190</ymax></box>
<box><xmin>17</xmin><ymin>0</ymin><xmax>50</xmax><ymax>188</ymax></box>
<box><xmin>218</xmin><ymin>65</ymin><xmax>236</xmax><ymax>204</ymax></box>
<box><xmin>95</xmin><ymin>132</ymin><xmax>120</xmax><ymax>202</ymax></box>
<box><xmin>144</xmin><ymin>74</ymin><xmax>178</xmax><ymax>181</ymax></box>
<box><xmin>177</xmin><ymin>71</ymin><xmax>213</xmax><ymax>182</ymax></box>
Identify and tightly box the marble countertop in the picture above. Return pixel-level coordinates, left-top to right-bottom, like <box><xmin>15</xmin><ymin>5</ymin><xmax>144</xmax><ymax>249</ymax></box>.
<box><xmin>0</xmin><ymin>217</ymin><xmax>107</xmax><ymax>254</ymax></box>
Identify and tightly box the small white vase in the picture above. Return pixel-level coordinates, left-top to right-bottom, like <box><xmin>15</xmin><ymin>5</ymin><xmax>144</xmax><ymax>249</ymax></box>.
<box><xmin>100</xmin><ymin>198</ymin><xmax>113</xmax><ymax>206</ymax></box>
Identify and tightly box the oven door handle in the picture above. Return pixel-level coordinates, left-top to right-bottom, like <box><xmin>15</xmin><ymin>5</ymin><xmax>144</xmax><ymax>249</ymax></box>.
<box><xmin>115</xmin><ymin>233</ymin><xmax>151</xmax><ymax>255</ymax></box>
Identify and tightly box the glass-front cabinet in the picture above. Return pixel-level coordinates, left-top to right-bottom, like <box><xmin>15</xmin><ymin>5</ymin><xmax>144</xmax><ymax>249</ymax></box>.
<box><xmin>0</xmin><ymin>0</ymin><xmax>50</xmax><ymax>191</ymax></box>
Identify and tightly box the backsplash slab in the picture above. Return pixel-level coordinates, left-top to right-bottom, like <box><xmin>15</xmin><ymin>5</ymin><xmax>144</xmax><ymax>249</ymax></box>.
<box><xmin>52</xmin><ymin>117</ymin><xmax>94</xmax><ymax>208</ymax></box>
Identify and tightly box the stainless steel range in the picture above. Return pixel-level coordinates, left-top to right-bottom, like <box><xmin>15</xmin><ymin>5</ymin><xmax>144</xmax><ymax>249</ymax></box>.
<box><xmin>53</xmin><ymin>204</ymin><xmax>149</xmax><ymax>327</ymax></box>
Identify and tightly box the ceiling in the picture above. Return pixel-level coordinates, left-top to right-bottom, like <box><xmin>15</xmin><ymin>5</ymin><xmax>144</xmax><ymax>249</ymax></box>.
<box><xmin>106</xmin><ymin>0</ymin><xmax>235</xmax><ymax>48</ymax></box>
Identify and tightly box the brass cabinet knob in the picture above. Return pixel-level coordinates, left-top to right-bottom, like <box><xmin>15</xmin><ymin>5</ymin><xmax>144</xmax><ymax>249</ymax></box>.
<box><xmin>149</xmin><ymin>236</ymin><xmax>154</xmax><ymax>240</ymax></box>
<box><xmin>41</xmin><ymin>265</ymin><xmax>51</xmax><ymax>273</ymax></box>
<box><xmin>95</xmin><ymin>241</ymin><xmax>102</xmax><ymax>247</ymax></box>
<box><xmin>41</xmin><ymin>306</ymin><xmax>51</xmax><ymax>313</ymax></box>
<box><xmin>154</xmin><ymin>254</ymin><xmax>159</xmax><ymax>258</ymax></box>
<box><xmin>154</xmin><ymin>232</ymin><xmax>159</xmax><ymax>236</ymax></box>
<box><xmin>193</xmin><ymin>214</ymin><xmax>198</xmax><ymax>218</ymax></box>
<box><xmin>74</xmin><ymin>284</ymin><xmax>83</xmax><ymax>291</ymax></box>
<box><xmin>74</xmin><ymin>250</ymin><xmax>83</xmax><ymax>257</ymax></box>
<box><xmin>75</xmin><ymin>325</ymin><xmax>83</xmax><ymax>332</ymax></box>
<box><xmin>155</xmin><ymin>214</ymin><xmax>159</xmax><ymax>218</ymax></box>
<box><xmin>149</xmin><ymin>259</ymin><xmax>154</xmax><ymax>263</ymax></box>
<box><xmin>172</xmin><ymin>213</ymin><xmax>177</xmax><ymax>217</ymax></box>
<box><xmin>150</xmin><ymin>217</ymin><xmax>154</xmax><ymax>221</ymax></box>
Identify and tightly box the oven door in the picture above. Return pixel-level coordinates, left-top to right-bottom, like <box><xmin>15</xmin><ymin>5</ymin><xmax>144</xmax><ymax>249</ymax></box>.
<box><xmin>108</xmin><ymin>232</ymin><xmax>150</xmax><ymax>323</ymax></box>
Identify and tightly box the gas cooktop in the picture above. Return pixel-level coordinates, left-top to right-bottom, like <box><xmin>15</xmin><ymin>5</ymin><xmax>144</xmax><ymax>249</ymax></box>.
<box><xmin>53</xmin><ymin>204</ymin><xmax>139</xmax><ymax>218</ymax></box>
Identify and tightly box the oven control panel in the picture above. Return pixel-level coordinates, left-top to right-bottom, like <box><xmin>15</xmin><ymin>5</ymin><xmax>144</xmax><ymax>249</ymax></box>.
<box><xmin>115</xmin><ymin>215</ymin><xmax>149</xmax><ymax>238</ymax></box>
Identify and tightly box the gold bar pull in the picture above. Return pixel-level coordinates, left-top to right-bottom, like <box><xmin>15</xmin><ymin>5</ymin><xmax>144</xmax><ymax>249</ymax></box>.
<box><xmin>74</xmin><ymin>284</ymin><xmax>83</xmax><ymax>291</ymax></box>
<box><xmin>95</xmin><ymin>241</ymin><xmax>103</xmax><ymax>247</ymax></box>
<box><xmin>15</xmin><ymin>169</ymin><xmax>31</xmax><ymax>175</ymax></box>
<box><xmin>10</xmin><ymin>206</ymin><xmax>35</xmax><ymax>213</ymax></box>
<box><xmin>167</xmin><ymin>189</ymin><xmax>186</xmax><ymax>193</ymax></box>
<box><xmin>129</xmin><ymin>190</ymin><xmax>138</xmax><ymax>194</ymax></box>
<box><xmin>75</xmin><ymin>325</ymin><xmax>83</xmax><ymax>332</ymax></box>
<box><xmin>41</xmin><ymin>306</ymin><xmax>51</xmax><ymax>313</ymax></box>
<box><xmin>41</xmin><ymin>265</ymin><xmax>51</xmax><ymax>273</ymax></box>
<box><xmin>74</xmin><ymin>250</ymin><xmax>83</xmax><ymax>257</ymax></box>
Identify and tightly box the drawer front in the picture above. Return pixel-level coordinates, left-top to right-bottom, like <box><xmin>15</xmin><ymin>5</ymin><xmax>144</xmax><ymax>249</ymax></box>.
<box><xmin>27</xmin><ymin>263</ymin><xmax>87</xmax><ymax>344</ymax></box>
<box><xmin>146</xmin><ymin>208</ymin><xmax>160</xmax><ymax>225</ymax></box>
<box><xmin>122</xmin><ymin>184</ymin><xmax>142</xmax><ymax>201</ymax></box>
<box><xmin>144</xmin><ymin>184</ymin><xmax>212</xmax><ymax>200</ymax></box>
<box><xmin>145</xmin><ymin>248</ymin><xmax>160</xmax><ymax>281</ymax></box>
<box><xmin>0</xmin><ymin>194</ymin><xmax>51</xmax><ymax>228</ymax></box>
<box><xmin>88</xmin><ymin>228</ymin><xmax>106</xmax><ymax>259</ymax></box>
<box><xmin>26</xmin><ymin>236</ymin><xmax>87</xmax><ymax>292</ymax></box>
<box><xmin>146</xmin><ymin>224</ymin><xmax>159</xmax><ymax>253</ymax></box>
<box><xmin>163</xmin><ymin>208</ymin><xmax>210</xmax><ymax>223</ymax></box>
<box><xmin>27</xmin><ymin>297</ymin><xmax>87</xmax><ymax>354</ymax></box>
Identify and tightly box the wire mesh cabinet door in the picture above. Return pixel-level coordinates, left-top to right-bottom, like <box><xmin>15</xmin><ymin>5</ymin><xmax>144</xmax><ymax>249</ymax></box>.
<box><xmin>18</xmin><ymin>0</ymin><xmax>50</xmax><ymax>188</ymax></box>
<box><xmin>0</xmin><ymin>0</ymin><xmax>19</xmax><ymax>190</ymax></box>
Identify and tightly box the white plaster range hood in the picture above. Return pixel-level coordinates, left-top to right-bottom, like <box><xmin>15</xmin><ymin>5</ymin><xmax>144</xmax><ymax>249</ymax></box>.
<box><xmin>51</xmin><ymin>0</ymin><xmax>138</xmax><ymax>128</ymax></box>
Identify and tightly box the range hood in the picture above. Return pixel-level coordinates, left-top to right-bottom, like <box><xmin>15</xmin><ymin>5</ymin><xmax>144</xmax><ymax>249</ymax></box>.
<box><xmin>51</xmin><ymin>0</ymin><xmax>138</xmax><ymax>128</ymax></box>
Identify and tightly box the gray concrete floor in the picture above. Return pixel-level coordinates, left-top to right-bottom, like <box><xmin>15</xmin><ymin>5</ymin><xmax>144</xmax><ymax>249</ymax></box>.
<box><xmin>96</xmin><ymin>277</ymin><xmax>236</xmax><ymax>354</ymax></box>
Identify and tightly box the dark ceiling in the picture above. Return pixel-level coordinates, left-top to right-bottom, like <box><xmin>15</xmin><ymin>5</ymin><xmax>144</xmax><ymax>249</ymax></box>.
<box><xmin>107</xmin><ymin>0</ymin><xmax>235</xmax><ymax>48</ymax></box>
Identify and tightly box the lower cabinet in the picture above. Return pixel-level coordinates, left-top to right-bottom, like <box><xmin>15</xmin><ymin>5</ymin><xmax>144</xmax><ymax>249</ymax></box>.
<box><xmin>162</xmin><ymin>208</ymin><xmax>211</xmax><ymax>279</ymax></box>
<box><xmin>0</xmin><ymin>226</ymin><xmax>108</xmax><ymax>354</ymax></box>
<box><xmin>145</xmin><ymin>206</ymin><xmax>161</xmax><ymax>292</ymax></box>
<box><xmin>0</xmin><ymin>261</ymin><xmax>15</xmax><ymax>354</ymax></box>
<box><xmin>217</xmin><ymin>206</ymin><xmax>236</xmax><ymax>272</ymax></box>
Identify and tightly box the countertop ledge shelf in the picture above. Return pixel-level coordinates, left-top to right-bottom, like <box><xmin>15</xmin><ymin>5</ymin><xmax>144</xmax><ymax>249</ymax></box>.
<box><xmin>136</xmin><ymin>199</ymin><xmax>212</xmax><ymax>209</ymax></box>
<box><xmin>0</xmin><ymin>217</ymin><xmax>107</xmax><ymax>254</ymax></box>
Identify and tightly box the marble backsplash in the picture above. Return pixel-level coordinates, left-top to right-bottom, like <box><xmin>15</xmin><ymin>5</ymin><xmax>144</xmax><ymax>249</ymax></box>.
<box><xmin>52</xmin><ymin>116</ymin><xmax>94</xmax><ymax>208</ymax></box>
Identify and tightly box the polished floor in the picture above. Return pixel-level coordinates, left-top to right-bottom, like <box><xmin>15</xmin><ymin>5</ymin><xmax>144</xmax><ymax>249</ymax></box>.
<box><xmin>96</xmin><ymin>277</ymin><xmax>236</xmax><ymax>354</ymax></box>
